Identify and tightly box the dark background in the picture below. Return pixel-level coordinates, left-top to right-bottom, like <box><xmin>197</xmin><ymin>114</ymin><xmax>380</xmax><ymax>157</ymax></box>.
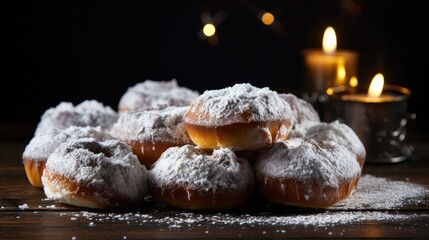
<box><xmin>3</xmin><ymin>0</ymin><xmax>428</xmax><ymax>141</ymax></box>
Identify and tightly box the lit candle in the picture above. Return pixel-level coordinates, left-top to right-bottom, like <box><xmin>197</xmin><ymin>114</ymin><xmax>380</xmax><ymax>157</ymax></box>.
<box><xmin>340</xmin><ymin>73</ymin><xmax>397</xmax><ymax>102</ymax></box>
<box><xmin>326</xmin><ymin>73</ymin><xmax>412</xmax><ymax>163</ymax></box>
<box><xmin>302</xmin><ymin>26</ymin><xmax>359</xmax><ymax>103</ymax></box>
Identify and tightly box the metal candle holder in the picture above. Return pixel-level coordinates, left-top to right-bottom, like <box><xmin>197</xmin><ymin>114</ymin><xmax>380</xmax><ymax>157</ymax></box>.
<box><xmin>326</xmin><ymin>84</ymin><xmax>413</xmax><ymax>163</ymax></box>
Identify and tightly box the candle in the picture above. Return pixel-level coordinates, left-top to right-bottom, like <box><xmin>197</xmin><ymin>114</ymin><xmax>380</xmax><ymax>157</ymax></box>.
<box><xmin>339</xmin><ymin>73</ymin><xmax>397</xmax><ymax>102</ymax></box>
<box><xmin>302</xmin><ymin>26</ymin><xmax>359</xmax><ymax>114</ymax></box>
<box><xmin>326</xmin><ymin>73</ymin><xmax>413</xmax><ymax>163</ymax></box>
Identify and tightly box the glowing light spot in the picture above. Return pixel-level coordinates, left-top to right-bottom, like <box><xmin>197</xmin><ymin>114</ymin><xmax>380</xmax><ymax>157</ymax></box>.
<box><xmin>261</xmin><ymin>12</ymin><xmax>274</xmax><ymax>25</ymax></box>
<box><xmin>203</xmin><ymin>24</ymin><xmax>216</xmax><ymax>37</ymax></box>
<box><xmin>349</xmin><ymin>76</ymin><xmax>358</xmax><ymax>87</ymax></box>
<box><xmin>336</xmin><ymin>61</ymin><xmax>346</xmax><ymax>84</ymax></box>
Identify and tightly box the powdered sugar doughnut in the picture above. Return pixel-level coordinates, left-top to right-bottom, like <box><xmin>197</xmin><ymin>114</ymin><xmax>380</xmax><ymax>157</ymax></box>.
<box><xmin>109</xmin><ymin>106</ymin><xmax>193</xmax><ymax>168</ymax></box>
<box><xmin>34</xmin><ymin>100</ymin><xmax>119</xmax><ymax>136</ymax></box>
<box><xmin>148</xmin><ymin>145</ymin><xmax>255</xmax><ymax>210</ymax></box>
<box><xmin>42</xmin><ymin>139</ymin><xmax>148</xmax><ymax>209</ymax></box>
<box><xmin>22</xmin><ymin>126</ymin><xmax>113</xmax><ymax>187</ymax></box>
<box><xmin>118</xmin><ymin>79</ymin><xmax>199</xmax><ymax>114</ymax></box>
<box><xmin>254</xmin><ymin>137</ymin><xmax>362</xmax><ymax>208</ymax></box>
<box><xmin>183</xmin><ymin>83</ymin><xmax>295</xmax><ymax>151</ymax></box>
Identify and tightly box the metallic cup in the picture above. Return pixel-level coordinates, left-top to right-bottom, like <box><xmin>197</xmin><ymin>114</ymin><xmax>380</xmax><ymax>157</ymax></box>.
<box><xmin>326</xmin><ymin>85</ymin><xmax>412</xmax><ymax>163</ymax></box>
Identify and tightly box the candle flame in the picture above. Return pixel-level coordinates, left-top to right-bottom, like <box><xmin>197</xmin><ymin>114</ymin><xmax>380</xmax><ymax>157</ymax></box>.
<box><xmin>322</xmin><ymin>26</ymin><xmax>337</xmax><ymax>54</ymax></box>
<box><xmin>367</xmin><ymin>73</ymin><xmax>384</xmax><ymax>97</ymax></box>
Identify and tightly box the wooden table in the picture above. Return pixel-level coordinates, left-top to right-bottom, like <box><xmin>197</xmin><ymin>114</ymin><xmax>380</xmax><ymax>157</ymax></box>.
<box><xmin>1</xmin><ymin>127</ymin><xmax>428</xmax><ymax>239</ymax></box>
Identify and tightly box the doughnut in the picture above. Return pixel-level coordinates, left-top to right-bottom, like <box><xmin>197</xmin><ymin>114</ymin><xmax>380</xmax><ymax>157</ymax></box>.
<box><xmin>118</xmin><ymin>79</ymin><xmax>199</xmax><ymax>114</ymax></box>
<box><xmin>34</xmin><ymin>99</ymin><xmax>119</xmax><ymax>136</ymax></box>
<box><xmin>183</xmin><ymin>83</ymin><xmax>295</xmax><ymax>151</ymax></box>
<box><xmin>147</xmin><ymin>145</ymin><xmax>255</xmax><ymax>210</ymax></box>
<box><xmin>279</xmin><ymin>93</ymin><xmax>320</xmax><ymax>124</ymax></box>
<box><xmin>254</xmin><ymin>121</ymin><xmax>365</xmax><ymax>209</ymax></box>
<box><xmin>22</xmin><ymin>126</ymin><xmax>113</xmax><ymax>187</ymax></box>
<box><xmin>41</xmin><ymin>139</ymin><xmax>148</xmax><ymax>209</ymax></box>
<box><xmin>254</xmin><ymin>139</ymin><xmax>362</xmax><ymax>208</ymax></box>
<box><xmin>109</xmin><ymin>106</ymin><xmax>193</xmax><ymax>168</ymax></box>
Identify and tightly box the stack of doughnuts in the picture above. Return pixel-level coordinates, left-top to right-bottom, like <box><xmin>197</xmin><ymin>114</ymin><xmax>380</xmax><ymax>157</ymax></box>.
<box><xmin>148</xmin><ymin>83</ymin><xmax>295</xmax><ymax>210</ymax></box>
<box><xmin>23</xmin><ymin>80</ymin><xmax>366</xmax><ymax>210</ymax></box>
<box><xmin>148</xmin><ymin>84</ymin><xmax>365</xmax><ymax>209</ymax></box>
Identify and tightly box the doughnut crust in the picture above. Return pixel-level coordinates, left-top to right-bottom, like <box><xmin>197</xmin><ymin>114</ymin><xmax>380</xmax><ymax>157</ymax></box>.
<box><xmin>183</xmin><ymin>83</ymin><xmax>295</xmax><ymax>151</ymax></box>
<box><xmin>148</xmin><ymin>145</ymin><xmax>255</xmax><ymax>210</ymax></box>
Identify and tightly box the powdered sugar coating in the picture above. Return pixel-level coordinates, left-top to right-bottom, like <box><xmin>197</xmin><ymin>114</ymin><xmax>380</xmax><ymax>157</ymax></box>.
<box><xmin>290</xmin><ymin>120</ymin><xmax>366</xmax><ymax>160</ymax></box>
<box><xmin>148</xmin><ymin>145</ymin><xmax>254</xmax><ymax>191</ymax></box>
<box><xmin>42</xmin><ymin>139</ymin><xmax>148</xmax><ymax>207</ymax></box>
<box><xmin>118</xmin><ymin>79</ymin><xmax>199</xmax><ymax>112</ymax></box>
<box><xmin>184</xmin><ymin>83</ymin><xmax>294</xmax><ymax>126</ymax></box>
<box><xmin>255</xmin><ymin>139</ymin><xmax>361</xmax><ymax>190</ymax></box>
<box><xmin>288</xmin><ymin>121</ymin><xmax>316</xmax><ymax>139</ymax></box>
<box><xmin>109</xmin><ymin>106</ymin><xmax>192</xmax><ymax>144</ymax></box>
<box><xmin>34</xmin><ymin>100</ymin><xmax>119</xmax><ymax>136</ymax></box>
<box><xmin>23</xmin><ymin>126</ymin><xmax>113</xmax><ymax>161</ymax></box>
<box><xmin>279</xmin><ymin>93</ymin><xmax>320</xmax><ymax>124</ymax></box>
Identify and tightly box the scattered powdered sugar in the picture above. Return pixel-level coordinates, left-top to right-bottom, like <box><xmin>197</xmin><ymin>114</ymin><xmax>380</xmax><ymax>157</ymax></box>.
<box><xmin>110</xmin><ymin>106</ymin><xmax>192</xmax><ymax>144</ymax></box>
<box><xmin>42</xmin><ymin>139</ymin><xmax>148</xmax><ymax>207</ymax></box>
<box><xmin>184</xmin><ymin>83</ymin><xmax>294</xmax><ymax>126</ymax></box>
<box><xmin>148</xmin><ymin>145</ymin><xmax>254</xmax><ymax>191</ymax></box>
<box><xmin>331</xmin><ymin>174</ymin><xmax>429</xmax><ymax>209</ymax></box>
<box><xmin>18</xmin><ymin>203</ymin><xmax>29</xmax><ymax>210</ymax></box>
<box><xmin>118</xmin><ymin>79</ymin><xmax>199</xmax><ymax>112</ymax></box>
<box><xmin>56</xmin><ymin>210</ymin><xmax>427</xmax><ymax>229</ymax></box>
<box><xmin>34</xmin><ymin>100</ymin><xmax>119</xmax><ymax>136</ymax></box>
<box><xmin>45</xmin><ymin>174</ymin><xmax>427</xmax><ymax>231</ymax></box>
